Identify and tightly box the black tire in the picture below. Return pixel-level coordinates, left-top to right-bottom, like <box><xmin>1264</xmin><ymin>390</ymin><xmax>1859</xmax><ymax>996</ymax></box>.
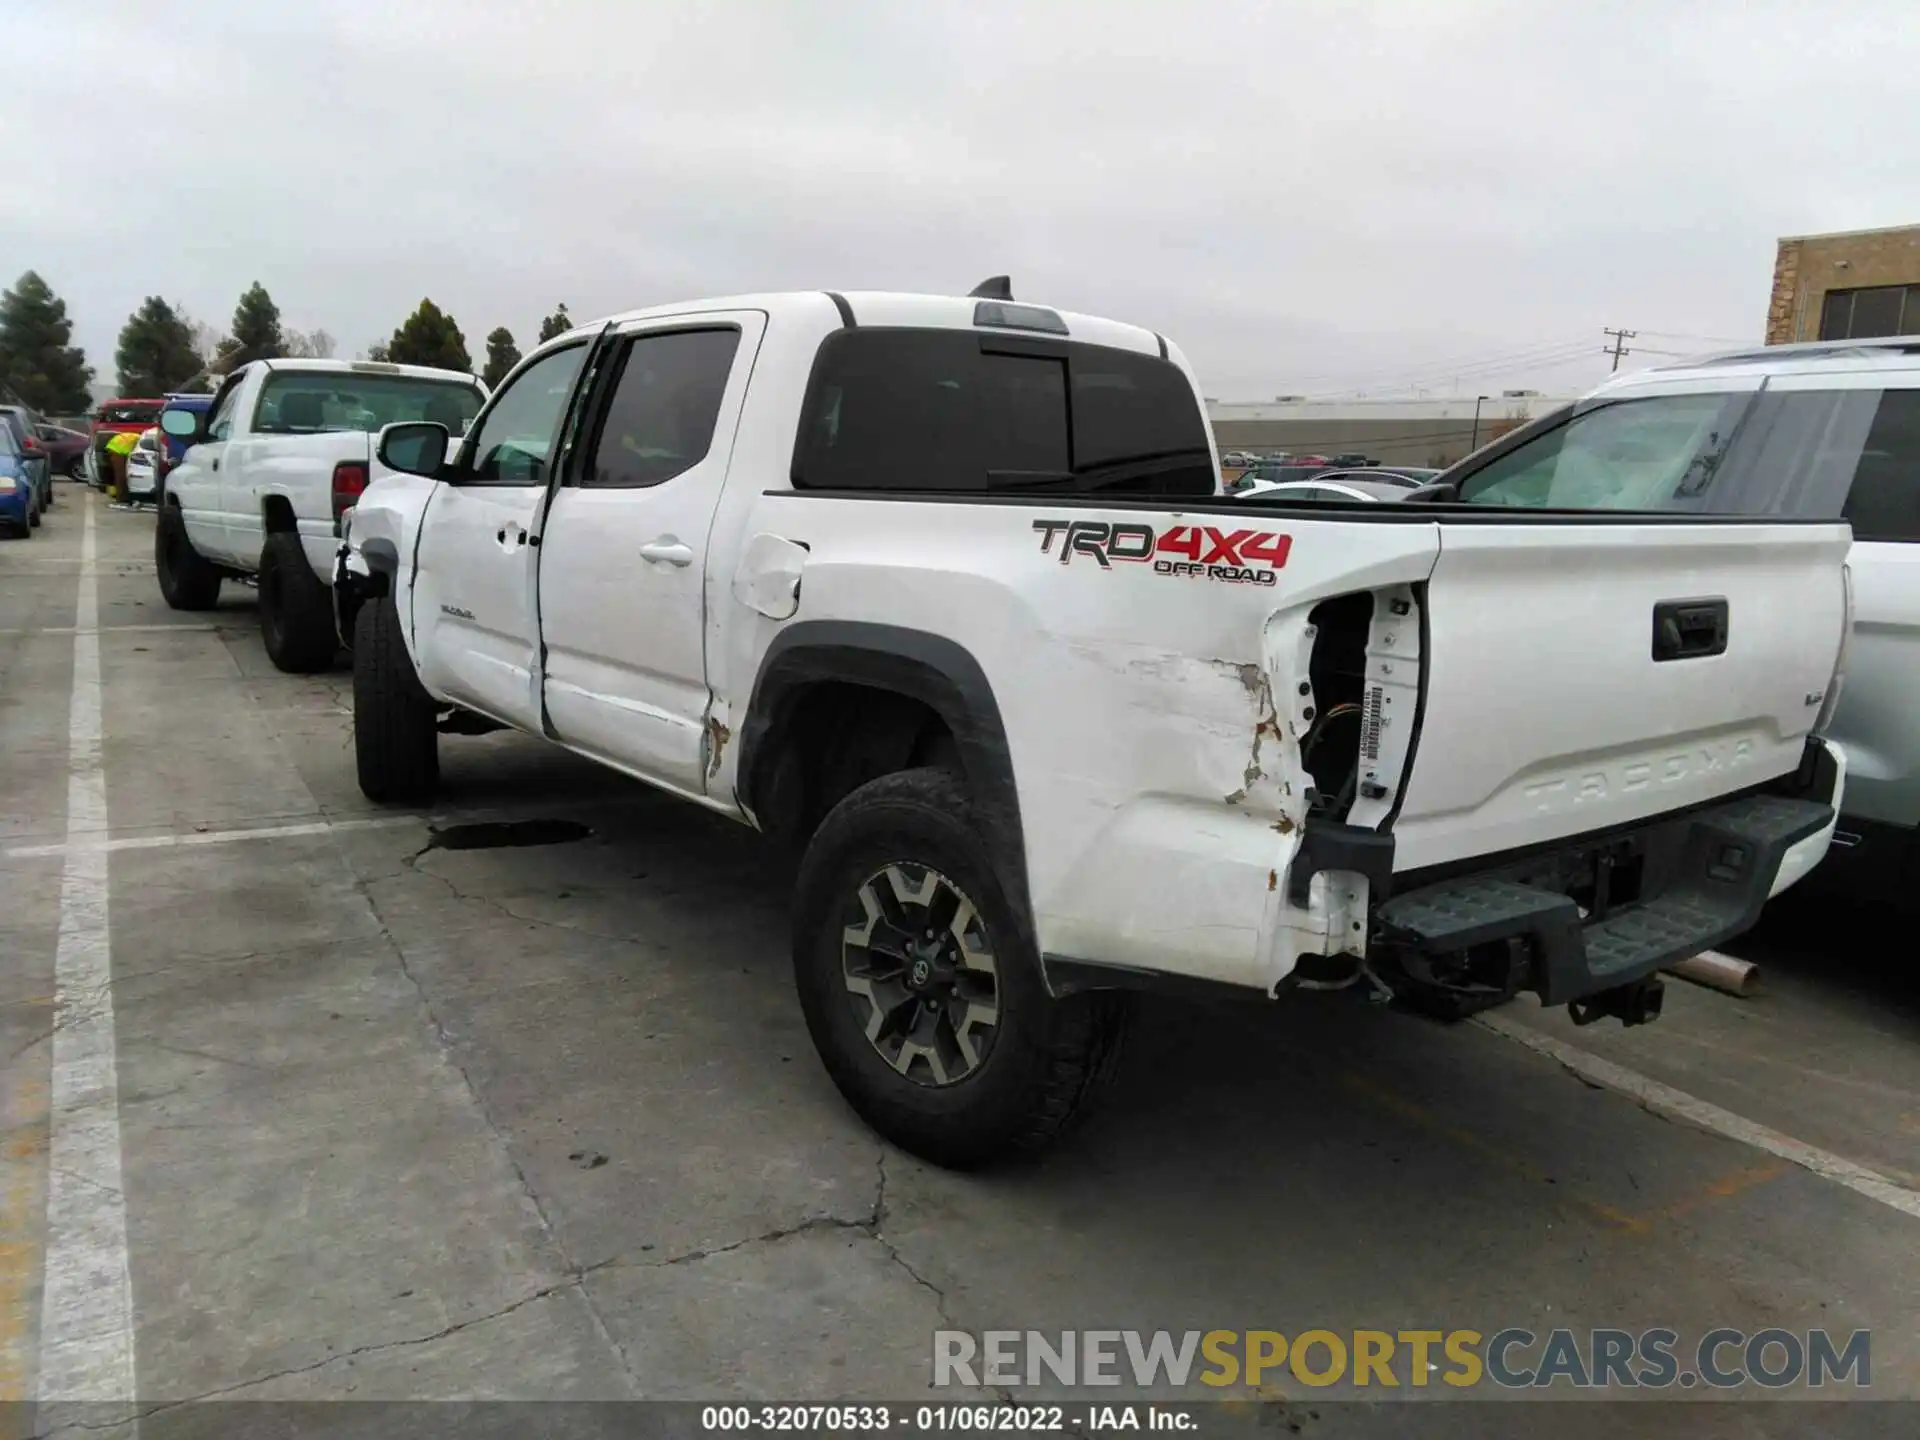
<box><xmin>259</xmin><ymin>532</ymin><xmax>339</xmax><ymax>673</ymax></box>
<box><xmin>353</xmin><ymin>595</ymin><xmax>439</xmax><ymax>803</ymax></box>
<box><xmin>155</xmin><ymin>507</ymin><xmax>222</xmax><ymax>610</ymax></box>
<box><xmin>28</xmin><ymin>503</ymin><xmax>39</xmax><ymax>528</ymax></box>
<box><xmin>792</xmin><ymin>767</ymin><xmax>1129</xmax><ymax>1169</ymax></box>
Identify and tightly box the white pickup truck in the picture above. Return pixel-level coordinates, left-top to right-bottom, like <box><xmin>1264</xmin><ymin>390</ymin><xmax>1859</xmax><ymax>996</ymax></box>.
<box><xmin>156</xmin><ymin>358</ymin><xmax>486</xmax><ymax>671</ymax></box>
<box><xmin>334</xmin><ymin>285</ymin><xmax>1851</xmax><ymax>1168</ymax></box>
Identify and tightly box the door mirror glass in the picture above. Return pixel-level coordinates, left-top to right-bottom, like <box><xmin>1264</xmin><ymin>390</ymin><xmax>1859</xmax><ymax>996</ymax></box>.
<box><xmin>159</xmin><ymin>408</ymin><xmax>203</xmax><ymax>440</ymax></box>
<box><xmin>377</xmin><ymin>421</ymin><xmax>449</xmax><ymax>477</ymax></box>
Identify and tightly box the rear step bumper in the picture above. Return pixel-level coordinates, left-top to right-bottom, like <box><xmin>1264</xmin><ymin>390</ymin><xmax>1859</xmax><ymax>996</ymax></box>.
<box><xmin>1374</xmin><ymin>790</ymin><xmax>1836</xmax><ymax>1012</ymax></box>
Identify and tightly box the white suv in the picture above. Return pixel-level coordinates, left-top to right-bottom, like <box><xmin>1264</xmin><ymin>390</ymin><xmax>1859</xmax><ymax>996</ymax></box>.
<box><xmin>1436</xmin><ymin>336</ymin><xmax>1920</xmax><ymax>902</ymax></box>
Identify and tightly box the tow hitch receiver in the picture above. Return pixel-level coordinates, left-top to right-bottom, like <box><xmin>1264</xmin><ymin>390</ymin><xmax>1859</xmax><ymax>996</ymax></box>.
<box><xmin>1568</xmin><ymin>974</ymin><xmax>1665</xmax><ymax>1028</ymax></box>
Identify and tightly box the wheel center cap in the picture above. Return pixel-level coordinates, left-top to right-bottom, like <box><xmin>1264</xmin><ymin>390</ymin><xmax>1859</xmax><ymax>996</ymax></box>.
<box><xmin>909</xmin><ymin>957</ymin><xmax>933</xmax><ymax>988</ymax></box>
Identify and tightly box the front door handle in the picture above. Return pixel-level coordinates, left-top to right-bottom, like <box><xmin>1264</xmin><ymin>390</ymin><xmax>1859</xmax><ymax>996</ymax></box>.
<box><xmin>639</xmin><ymin>539</ymin><xmax>694</xmax><ymax>568</ymax></box>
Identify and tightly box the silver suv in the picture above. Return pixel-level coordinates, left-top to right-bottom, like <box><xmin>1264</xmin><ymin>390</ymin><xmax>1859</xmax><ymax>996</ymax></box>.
<box><xmin>1435</xmin><ymin>337</ymin><xmax>1920</xmax><ymax>902</ymax></box>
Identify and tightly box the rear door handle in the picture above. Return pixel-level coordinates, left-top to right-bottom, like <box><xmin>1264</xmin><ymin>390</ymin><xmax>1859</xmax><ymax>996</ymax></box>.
<box><xmin>639</xmin><ymin>539</ymin><xmax>694</xmax><ymax>568</ymax></box>
<box><xmin>1652</xmin><ymin>597</ymin><xmax>1729</xmax><ymax>661</ymax></box>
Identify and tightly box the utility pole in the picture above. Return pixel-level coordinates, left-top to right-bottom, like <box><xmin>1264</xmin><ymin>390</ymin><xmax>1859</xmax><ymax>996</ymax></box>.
<box><xmin>1602</xmin><ymin>327</ymin><xmax>1637</xmax><ymax>372</ymax></box>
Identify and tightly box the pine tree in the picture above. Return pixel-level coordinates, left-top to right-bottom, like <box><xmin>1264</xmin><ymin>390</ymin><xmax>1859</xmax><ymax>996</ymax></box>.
<box><xmin>214</xmin><ymin>282</ymin><xmax>285</xmax><ymax>372</ymax></box>
<box><xmin>537</xmin><ymin>304</ymin><xmax>573</xmax><ymax>343</ymax></box>
<box><xmin>115</xmin><ymin>297</ymin><xmax>202</xmax><ymax>396</ymax></box>
<box><xmin>481</xmin><ymin>327</ymin><xmax>521</xmax><ymax>387</ymax></box>
<box><xmin>386</xmin><ymin>299</ymin><xmax>472</xmax><ymax>372</ymax></box>
<box><xmin>0</xmin><ymin>271</ymin><xmax>93</xmax><ymax>412</ymax></box>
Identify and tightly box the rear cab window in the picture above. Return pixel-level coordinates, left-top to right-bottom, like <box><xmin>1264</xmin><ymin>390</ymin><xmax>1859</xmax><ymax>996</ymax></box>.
<box><xmin>791</xmin><ymin>328</ymin><xmax>1214</xmax><ymax>496</ymax></box>
<box><xmin>254</xmin><ymin>370</ymin><xmax>484</xmax><ymax>437</ymax></box>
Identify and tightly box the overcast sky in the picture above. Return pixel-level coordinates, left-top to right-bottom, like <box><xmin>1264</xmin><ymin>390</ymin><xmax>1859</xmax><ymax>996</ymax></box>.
<box><xmin>7</xmin><ymin>0</ymin><xmax>1916</xmax><ymax>402</ymax></box>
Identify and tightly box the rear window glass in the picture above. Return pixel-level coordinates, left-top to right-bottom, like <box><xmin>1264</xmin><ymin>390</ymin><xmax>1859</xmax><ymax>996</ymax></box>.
<box><xmin>97</xmin><ymin>403</ymin><xmax>160</xmax><ymax>425</ymax></box>
<box><xmin>254</xmin><ymin>372</ymin><xmax>484</xmax><ymax>437</ymax></box>
<box><xmin>0</xmin><ymin>424</ymin><xmax>16</xmax><ymax>457</ymax></box>
<box><xmin>792</xmin><ymin>328</ymin><xmax>1213</xmax><ymax>495</ymax></box>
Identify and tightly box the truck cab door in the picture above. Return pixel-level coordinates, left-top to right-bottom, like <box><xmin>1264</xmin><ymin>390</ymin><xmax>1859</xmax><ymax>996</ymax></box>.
<box><xmin>409</xmin><ymin>337</ymin><xmax>597</xmax><ymax>731</ymax></box>
<box><xmin>535</xmin><ymin>313</ymin><xmax>766</xmax><ymax>796</ymax></box>
<box><xmin>172</xmin><ymin>372</ymin><xmax>248</xmax><ymax>564</ymax></box>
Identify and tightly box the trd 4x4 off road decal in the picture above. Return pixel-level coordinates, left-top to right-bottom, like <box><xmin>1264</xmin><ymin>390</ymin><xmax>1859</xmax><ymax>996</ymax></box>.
<box><xmin>1032</xmin><ymin>519</ymin><xmax>1290</xmax><ymax>587</ymax></box>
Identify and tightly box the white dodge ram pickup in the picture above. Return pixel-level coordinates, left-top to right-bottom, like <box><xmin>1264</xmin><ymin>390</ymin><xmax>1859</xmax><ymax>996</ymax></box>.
<box><xmin>156</xmin><ymin>358</ymin><xmax>486</xmax><ymax>672</ymax></box>
<box><xmin>334</xmin><ymin>285</ymin><xmax>1850</xmax><ymax>1167</ymax></box>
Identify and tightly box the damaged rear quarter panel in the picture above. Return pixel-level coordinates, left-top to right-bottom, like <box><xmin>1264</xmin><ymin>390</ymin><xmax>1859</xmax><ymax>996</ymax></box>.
<box><xmin>746</xmin><ymin>492</ymin><xmax>1442</xmax><ymax>991</ymax></box>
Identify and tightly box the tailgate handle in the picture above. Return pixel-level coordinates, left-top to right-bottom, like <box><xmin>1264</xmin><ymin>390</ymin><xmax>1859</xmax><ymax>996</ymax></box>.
<box><xmin>1652</xmin><ymin>598</ymin><xmax>1728</xmax><ymax>661</ymax></box>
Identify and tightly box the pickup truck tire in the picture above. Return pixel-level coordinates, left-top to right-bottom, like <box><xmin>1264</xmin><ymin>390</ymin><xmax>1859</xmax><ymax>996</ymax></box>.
<box><xmin>155</xmin><ymin>508</ymin><xmax>221</xmax><ymax>610</ymax></box>
<box><xmin>792</xmin><ymin>767</ymin><xmax>1128</xmax><ymax>1169</ymax></box>
<box><xmin>259</xmin><ymin>533</ymin><xmax>339</xmax><ymax>673</ymax></box>
<box><xmin>353</xmin><ymin>595</ymin><xmax>439</xmax><ymax>803</ymax></box>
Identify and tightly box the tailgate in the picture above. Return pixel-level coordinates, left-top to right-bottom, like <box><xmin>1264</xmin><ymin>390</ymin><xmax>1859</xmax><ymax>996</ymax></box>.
<box><xmin>1388</xmin><ymin>519</ymin><xmax>1851</xmax><ymax>870</ymax></box>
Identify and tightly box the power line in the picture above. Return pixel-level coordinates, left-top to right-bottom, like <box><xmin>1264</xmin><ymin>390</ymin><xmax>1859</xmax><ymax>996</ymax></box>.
<box><xmin>1299</xmin><ymin>341</ymin><xmax>1601</xmax><ymax>400</ymax></box>
<box><xmin>1603</xmin><ymin>327</ymin><xmax>1637</xmax><ymax>372</ymax></box>
<box><xmin>1269</xmin><ymin>336</ymin><xmax>1597</xmax><ymax>394</ymax></box>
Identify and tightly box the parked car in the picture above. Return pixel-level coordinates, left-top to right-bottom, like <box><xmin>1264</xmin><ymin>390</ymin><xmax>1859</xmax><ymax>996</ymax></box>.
<box><xmin>155</xmin><ymin>393</ymin><xmax>214</xmax><ymax>500</ymax></box>
<box><xmin>1226</xmin><ymin>462</ymin><xmax>1333</xmax><ymax>493</ymax></box>
<box><xmin>0</xmin><ymin>419</ymin><xmax>41</xmax><ymax>535</ymax></box>
<box><xmin>157</xmin><ymin>358</ymin><xmax>487</xmax><ymax>672</ymax></box>
<box><xmin>0</xmin><ymin>405</ymin><xmax>53</xmax><ymax>512</ymax></box>
<box><xmin>1308</xmin><ymin>467</ymin><xmax>1439</xmax><ymax>489</ymax></box>
<box><xmin>337</xmin><ymin>283</ymin><xmax>1847</xmax><ymax>1168</ymax></box>
<box><xmin>1430</xmin><ymin>335</ymin><xmax>1920</xmax><ymax>905</ymax></box>
<box><xmin>1234</xmin><ymin>476</ymin><xmax>1409</xmax><ymax>503</ymax></box>
<box><xmin>123</xmin><ymin>427</ymin><xmax>161</xmax><ymax>503</ymax></box>
<box><xmin>89</xmin><ymin>398</ymin><xmax>165</xmax><ymax>489</ymax></box>
<box><xmin>35</xmin><ymin>421</ymin><xmax>89</xmax><ymax>478</ymax></box>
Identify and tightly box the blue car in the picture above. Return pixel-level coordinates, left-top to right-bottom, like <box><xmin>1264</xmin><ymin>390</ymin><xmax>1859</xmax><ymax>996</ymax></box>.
<box><xmin>160</xmin><ymin>392</ymin><xmax>214</xmax><ymax>468</ymax></box>
<box><xmin>0</xmin><ymin>421</ymin><xmax>39</xmax><ymax>536</ymax></box>
<box><xmin>0</xmin><ymin>406</ymin><xmax>51</xmax><ymax>516</ymax></box>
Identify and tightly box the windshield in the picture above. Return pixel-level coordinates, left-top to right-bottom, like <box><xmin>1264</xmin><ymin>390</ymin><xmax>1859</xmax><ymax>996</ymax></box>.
<box><xmin>1458</xmin><ymin>392</ymin><xmax>1747</xmax><ymax>509</ymax></box>
<box><xmin>97</xmin><ymin>402</ymin><xmax>161</xmax><ymax>425</ymax></box>
<box><xmin>254</xmin><ymin>372</ymin><xmax>484</xmax><ymax>436</ymax></box>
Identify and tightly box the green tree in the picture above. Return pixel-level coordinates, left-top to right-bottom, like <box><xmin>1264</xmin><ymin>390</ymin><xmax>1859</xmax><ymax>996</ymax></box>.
<box><xmin>0</xmin><ymin>271</ymin><xmax>93</xmax><ymax>412</ymax></box>
<box><xmin>115</xmin><ymin>297</ymin><xmax>202</xmax><ymax>396</ymax></box>
<box><xmin>363</xmin><ymin>341</ymin><xmax>391</xmax><ymax>363</ymax></box>
<box><xmin>214</xmin><ymin>281</ymin><xmax>285</xmax><ymax>372</ymax></box>
<box><xmin>386</xmin><ymin>299</ymin><xmax>471</xmax><ymax>372</ymax></box>
<box><xmin>537</xmin><ymin>304</ymin><xmax>573</xmax><ymax>343</ymax></box>
<box><xmin>480</xmin><ymin>326</ymin><xmax>521</xmax><ymax>387</ymax></box>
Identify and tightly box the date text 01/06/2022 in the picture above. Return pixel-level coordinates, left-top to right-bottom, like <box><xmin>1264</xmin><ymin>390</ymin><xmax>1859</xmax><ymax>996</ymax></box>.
<box><xmin>698</xmin><ymin>1405</ymin><xmax>1195</xmax><ymax>1432</ymax></box>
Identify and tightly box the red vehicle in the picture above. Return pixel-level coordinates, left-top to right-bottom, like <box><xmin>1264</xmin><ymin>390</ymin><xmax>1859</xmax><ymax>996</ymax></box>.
<box><xmin>88</xmin><ymin>398</ymin><xmax>165</xmax><ymax>487</ymax></box>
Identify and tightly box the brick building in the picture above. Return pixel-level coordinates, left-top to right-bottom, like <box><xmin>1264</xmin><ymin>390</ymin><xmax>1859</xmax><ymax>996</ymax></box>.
<box><xmin>1766</xmin><ymin>223</ymin><xmax>1920</xmax><ymax>344</ymax></box>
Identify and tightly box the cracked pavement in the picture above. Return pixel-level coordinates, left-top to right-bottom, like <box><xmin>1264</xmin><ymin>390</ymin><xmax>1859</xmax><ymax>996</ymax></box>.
<box><xmin>4</xmin><ymin>491</ymin><xmax>1920</xmax><ymax>1420</ymax></box>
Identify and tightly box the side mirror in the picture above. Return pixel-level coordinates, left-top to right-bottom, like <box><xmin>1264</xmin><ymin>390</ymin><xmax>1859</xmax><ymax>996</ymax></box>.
<box><xmin>159</xmin><ymin>408</ymin><xmax>204</xmax><ymax>442</ymax></box>
<box><xmin>377</xmin><ymin>421</ymin><xmax>449</xmax><ymax>478</ymax></box>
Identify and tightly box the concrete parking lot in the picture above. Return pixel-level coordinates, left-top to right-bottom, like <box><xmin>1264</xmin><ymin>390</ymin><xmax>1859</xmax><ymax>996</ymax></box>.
<box><xmin>2</xmin><ymin>487</ymin><xmax>1918</xmax><ymax>1427</ymax></box>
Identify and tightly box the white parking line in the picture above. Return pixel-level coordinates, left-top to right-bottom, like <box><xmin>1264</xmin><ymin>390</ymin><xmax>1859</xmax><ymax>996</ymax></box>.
<box><xmin>37</xmin><ymin>493</ymin><xmax>138</xmax><ymax>1402</ymax></box>
<box><xmin>0</xmin><ymin>624</ymin><xmax>222</xmax><ymax>636</ymax></box>
<box><xmin>1475</xmin><ymin>1009</ymin><xmax>1920</xmax><ymax>1223</ymax></box>
<box><xmin>3</xmin><ymin>815</ymin><xmax>417</xmax><ymax>860</ymax></box>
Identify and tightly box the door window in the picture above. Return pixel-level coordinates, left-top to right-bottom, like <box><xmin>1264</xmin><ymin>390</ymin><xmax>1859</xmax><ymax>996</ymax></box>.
<box><xmin>1458</xmin><ymin>393</ymin><xmax>1749</xmax><ymax>509</ymax></box>
<box><xmin>581</xmin><ymin>328</ymin><xmax>741</xmax><ymax>488</ymax></box>
<box><xmin>1842</xmin><ymin>389</ymin><xmax>1920</xmax><ymax>542</ymax></box>
<box><xmin>464</xmin><ymin>343</ymin><xmax>588</xmax><ymax>485</ymax></box>
<box><xmin>206</xmin><ymin>379</ymin><xmax>246</xmax><ymax>441</ymax></box>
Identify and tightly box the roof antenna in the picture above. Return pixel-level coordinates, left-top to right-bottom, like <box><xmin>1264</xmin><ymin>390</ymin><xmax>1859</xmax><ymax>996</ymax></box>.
<box><xmin>968</xmin><ymin>276</ymin><xmax>1014</xmax><ymax>300</ymax></box>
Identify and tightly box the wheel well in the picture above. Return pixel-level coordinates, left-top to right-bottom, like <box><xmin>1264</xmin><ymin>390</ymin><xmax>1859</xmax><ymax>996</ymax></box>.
<box><xmin>751</xmin><ymin>680</ymin><xmax>957</xmax><ymax>846</ymax></box>
<box><xmin>262</xmin><ymin>495</ymin><xmax>298</xmax><ymax>534</ymax></box>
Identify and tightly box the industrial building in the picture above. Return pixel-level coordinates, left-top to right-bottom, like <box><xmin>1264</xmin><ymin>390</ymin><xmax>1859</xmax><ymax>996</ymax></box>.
<box><xmin>1767</xmin><ymin>222</ymin><xmax>1920</xmax><ymax>344</ymax></box>
<box><xmin>1205</xmin><ymin>392</ymin><xmax>1572</xmax><ymax>468</ymax></box>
